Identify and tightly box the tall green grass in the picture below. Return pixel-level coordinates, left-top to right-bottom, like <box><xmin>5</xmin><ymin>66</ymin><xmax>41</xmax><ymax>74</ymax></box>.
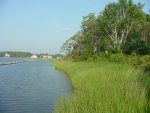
<box><xmin>54</xmin><ymin>61</ymin><xmax>149</xmax><ymax>113</ymax></box>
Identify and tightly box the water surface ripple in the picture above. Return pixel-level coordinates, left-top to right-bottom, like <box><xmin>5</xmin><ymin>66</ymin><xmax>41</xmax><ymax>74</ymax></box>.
<box><xmin>0</xmin><ymin>58</ymin><xmax>72</xmax><ymax>113</ymax></box>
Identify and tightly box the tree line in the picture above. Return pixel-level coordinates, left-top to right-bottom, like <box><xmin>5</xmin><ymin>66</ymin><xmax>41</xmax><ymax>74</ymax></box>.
<box><xmin>61</xmin><ymin>0</ymin><xmax>150</xmax><ymax>60</ymax></box>
<box><xmin>0</xmin><ymin>51</ymin><xmax>32</xmax><ymax>58</ymax></box>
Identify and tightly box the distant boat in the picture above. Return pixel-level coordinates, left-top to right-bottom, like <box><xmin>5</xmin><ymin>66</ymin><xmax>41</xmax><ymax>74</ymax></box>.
<box><xmin>5</xmin><ymin>53</ymin><xmax>10</xmax><ymax>57</ymax></box>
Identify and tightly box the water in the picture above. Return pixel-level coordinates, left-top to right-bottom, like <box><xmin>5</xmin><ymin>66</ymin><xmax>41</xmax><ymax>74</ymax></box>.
<box><xmin>0</xmin><ymin>58</ymin><xmax>72</xmax><ymax>113</ymax></box>
<box><xmin>0</xmin><ymin>57</ymin><xmax>27</xmax><ymax>63</ymax></box>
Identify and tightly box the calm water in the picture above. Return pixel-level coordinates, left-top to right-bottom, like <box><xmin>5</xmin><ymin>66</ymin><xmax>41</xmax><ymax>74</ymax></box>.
<box><xmin>0</xmin><ymin>57</ymin><xmax>27</xmax><ymax>63</ymax></box>
<box><xmin>0</xmin><ymin>58</ymin><xmax>72</xmax><ymax>113</ymax></box>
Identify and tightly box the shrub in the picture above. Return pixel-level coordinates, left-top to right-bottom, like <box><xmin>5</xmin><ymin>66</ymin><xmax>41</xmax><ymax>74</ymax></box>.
<box><xmin>127</xmin><ymin>55</ymin><xmax>142</xmax><ymax>65</ymax></box>
<box><xmin>141</xmin><ymin>55</ymin><xmax>150</xmax><ymax>63</ymax></box>
<box><xmin>87</xmin><ymin>57</ymin><xmax>94</xmax><ymax>62</ymax></box>
<box><xmin>138</xmin><ymin>55</ymin><xmax>150</xmax><ymax>71</ymax></box>
<box><xmin>87</xmin><ymin>55</ymin><xmax>99</xmax><ymax>62</ymax></box>
<box><xmin>109</xmin><ymin>53</ymin><xmax>126</xmax><ymax>63</ymax></box>
<box><xmin>97</xmin><ymin>53</ymin><xmax>108</xmax><ymax>62</ymax></box>
<box><xmin>72</xmin><ymin>56</ymin><xmax>84</xmax><ymax>62</ymax></box>
<box><xmin>138</xmin><ymin>62</ymin><xmax>150</xmax><ymax>72</ymax></box>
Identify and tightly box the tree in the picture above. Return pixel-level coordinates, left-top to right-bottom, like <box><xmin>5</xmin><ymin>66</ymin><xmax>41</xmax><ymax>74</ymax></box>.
<box><xmin>82</xmin><ymin>13</ymin><xmax>100</xmax><ymax>55</ymax></box>
<box><xmin>98</xmin><ymin>0</ymin><xmax>145</xmax><ymax>51</ymax></box>
<box><xmin>61</xmin><ymin>39</ymin><xmax>74</xmax><ymax>56</ymax></box>
<box><xmin>62</xmin><ymin>0</ymin><xmax>150</xmax><ymax>59</ymax></box>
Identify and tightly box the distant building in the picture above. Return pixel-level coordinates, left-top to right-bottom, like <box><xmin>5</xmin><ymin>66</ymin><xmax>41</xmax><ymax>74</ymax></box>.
<box><xmin>42</xmin><ymin>56</ymin><xmax>47</xmax><ymax>59</ymax></box>
<box><xmin>30</xmin><ymin>55</ymin><xmax>38</xmax><ymax>59</ymax></box>
<box><xmin>42</xmin><ymin>55</ymin><xmax>53</xmax><ymax>59</ymax></box>
<box><xmin>5</xmin><ymin>53</ymin><xmax>10</xmax><ymax>57</ymax></box>
<box><xmin>47</xmin><ymin>55</ymin><xmax>53</xmax><ymax>59</ymax></box>
<box><xmin>56</xmin><ymin>57</ymin><xmax>61</xmax><ymax>60</ymax></box>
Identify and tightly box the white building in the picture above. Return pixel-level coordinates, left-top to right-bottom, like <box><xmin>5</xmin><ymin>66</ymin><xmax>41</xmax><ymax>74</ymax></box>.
<box><xmin>56</xmin><ymin>57</ymin><xmax>61</xmax><ymax>60</ymax></box>
<box><xmin>30</xmin><ymin>55</ymin><xmax>38</xmax><ymax>59</ymax></box>
<box><xmin>47</xmin><ymin>55</ymin><xmax>53</xmax><ymax>59</ymax></box>
<box><xmin>5</xmin><ymin>53</ymin><xmax>10</xmax><ymax>57</ymax></box>
<box><xmin>42</xmin><ymin>56</ymin><xmax>47</xmax><ymax>59</ymax></box>
<box><xmin>42</xmin><ymin>55</ymin><xmax>53</xmax><ymax>59</ymax></box>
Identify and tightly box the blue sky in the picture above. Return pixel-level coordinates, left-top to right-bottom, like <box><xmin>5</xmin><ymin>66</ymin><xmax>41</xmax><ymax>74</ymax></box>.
<box><xmin>0</xmin><ymin>0</ymin><xmax>149</xmax><ymax>54</ymax></box>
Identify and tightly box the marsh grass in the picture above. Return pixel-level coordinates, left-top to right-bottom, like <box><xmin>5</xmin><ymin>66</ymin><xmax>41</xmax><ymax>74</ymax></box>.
<box><xmin>54</xmin><ymin>61</ymin><xmax>149</xmax><ymax>113</ymax></box>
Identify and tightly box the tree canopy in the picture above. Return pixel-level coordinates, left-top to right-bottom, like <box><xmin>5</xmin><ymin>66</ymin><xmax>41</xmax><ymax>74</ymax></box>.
<box><xmin>61</xmin><ymin>0</ymin><xmax>150</xmax><ymax>60</ymax></box>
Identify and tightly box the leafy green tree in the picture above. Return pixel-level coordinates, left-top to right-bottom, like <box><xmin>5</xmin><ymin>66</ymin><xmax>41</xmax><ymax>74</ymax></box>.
<box><xmin>62</xmin><ymin>0</ymin><xmax>150</xmax><ymax>60</ymax></box>
<box><xmin>82</xmin><ymin>13</ymin><xmax>100</xmax><ymax>55</ymax></box>
<box><xmin>98</xmin><ymin>0</ymin><xmax>145</xmax><ymax>51</ymax></box>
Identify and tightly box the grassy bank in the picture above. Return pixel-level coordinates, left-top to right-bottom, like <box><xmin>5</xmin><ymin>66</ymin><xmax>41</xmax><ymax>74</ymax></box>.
<box><xmin>54</xmin><ymin>61</ymin><xmax>150</xmax><ymax>113</ymax></box>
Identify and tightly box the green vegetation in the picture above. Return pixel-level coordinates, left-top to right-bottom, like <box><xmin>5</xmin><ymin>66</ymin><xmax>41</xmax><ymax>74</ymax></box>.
<box><xmin>0</xmin><ymin>51</ymin><xmax>32</xmax><ymax>58</ymax></box>
<box><xmin>61</xmin><ymin>0</ymin><xmax>150</xmax><ymax>58</ymax></box>
<box><xmin>55</xmin><ymin>0</ymin><xmax>150</xmax><ymax>112</ymax></box>
<box><xmin>54</xmin><ymin>61</ymin><xmax>150</xmax><ymax>113</ymax></box>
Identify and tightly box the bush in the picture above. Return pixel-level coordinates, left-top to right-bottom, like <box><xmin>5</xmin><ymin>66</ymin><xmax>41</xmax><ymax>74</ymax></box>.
<box><xmin>127</xmin><ymin>55</ymin><xmax>142</xmax><ymax>65</ymax></box>
<box><xmin>97</xmin><ymin>53</ymin><xmax>108</xmax><ymax>62</ymax></box>
<box><xmin>72</xmin><ymin>56</ymin><xmax>84</xmax><ymax>62</ymax></box>
<box><xmin>138</xmin><ymin>62</ymin><xmax>150</xmax><ymax>72</ymax></box>
<box><xmin>141</xmin><ymin>55</ymin><xmax>150</xmax><ymax>63</ymax></box>
<box><xmin>138</xmin><ymin>55</ymin><xmax>150</xmax><ymax>72</ymax></box>
<box><xmin>87</xmin><ymin>55</ymin><xmax>99</xmax><ymax>62</ymax></box>
<box><xmin>87</xmin><ymin>57</ymin><xmax>94</xmax><ymax>62</ymax></box>
<box><xmin>73</xmin><ymin>54</ymin><xmax>89</xmax><ymax>62</ymax></box>
<box><xmin>109</xmin><ymin>53</ymin><xmax>126</xmax><ymax>63</ymax></box>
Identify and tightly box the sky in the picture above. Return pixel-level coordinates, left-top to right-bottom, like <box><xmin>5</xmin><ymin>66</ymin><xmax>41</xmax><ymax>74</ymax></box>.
<box><xmin>0</xmin><ymin>0</ymin><xmax>149</xmax><ymax>54</ymax></box>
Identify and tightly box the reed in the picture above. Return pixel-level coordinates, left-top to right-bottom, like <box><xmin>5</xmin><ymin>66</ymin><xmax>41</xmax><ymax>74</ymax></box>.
<box><xmin>54</xmin><ymin>61</ymin><xmax>149</xmax><ymax>113</ymax></box>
